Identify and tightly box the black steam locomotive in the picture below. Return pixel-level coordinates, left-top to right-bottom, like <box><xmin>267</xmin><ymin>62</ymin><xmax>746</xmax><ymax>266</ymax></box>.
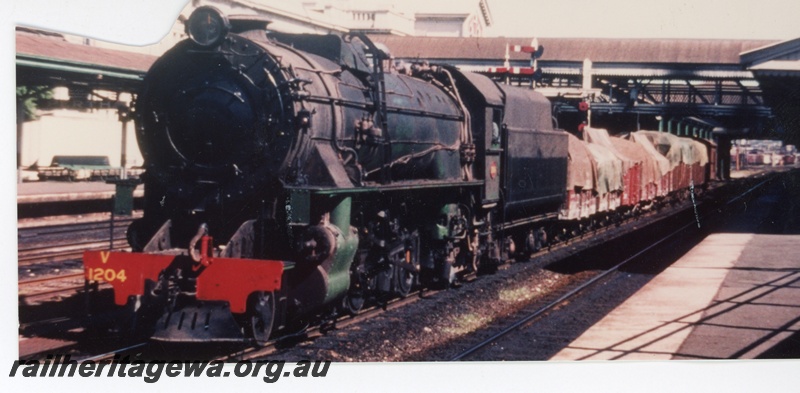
<box><xmin>84</xmin><ymin>6</ymin><xmax>707</xmax><ymax>344</ymax></box>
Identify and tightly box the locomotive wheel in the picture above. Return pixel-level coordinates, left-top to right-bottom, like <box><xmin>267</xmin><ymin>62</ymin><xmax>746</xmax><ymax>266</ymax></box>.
<box><xmin>477</xmin><ymin>252</ymin><xmax>499</xmax><ymax>275</ymax></box>
<box><xmin>247</xmin><ymin>291</ymin><xmax>276</xmax><ymax>346</ymax></box>
<box><xmin>393</xmin><ymin>233</ymin><xmax>419</xmax><ymax>297</ymax></box>
<box><xmin>501</xmin><ymin>236</ymin><xmax>515</xmax><ymax>261</ymax></box>
<box><xmin>536</xmin><ymin>228</ymin><xmax>548</xmax><ymax>249</ymax></box>
<box><xmin>393</xmin><ymin>263</ymin><xmax>415</xmax><ymax>297</ymax></box>
<box><xmin>341</xmin><ymin>291</ymin><xmax>365</xmax><ymax>315</ymax></box>
<box><xmin>438</xmin><ymin>252</ymin><xmax>457</xmax><ymax>288</ymax></box>
<box><xmin>525</xmin><ymin>230</ymin><xmax>541</xmax><ymax>254</ymax></box>
<box><xmin>341</xmin><ymin>273</ymin><xmax>366</xmax><ymax>315</ymax></box>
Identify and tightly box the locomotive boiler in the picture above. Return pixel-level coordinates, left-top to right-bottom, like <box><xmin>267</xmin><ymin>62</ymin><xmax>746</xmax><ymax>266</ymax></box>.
<box><xmin>83</xmin><ymin>6</ymin><xmax>707</xmax><ymax>345</ymax></box>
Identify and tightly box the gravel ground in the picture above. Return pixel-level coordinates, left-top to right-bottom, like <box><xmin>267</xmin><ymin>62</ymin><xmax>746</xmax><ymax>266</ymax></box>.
<box><xmin>271</xmin><ymin>261</ymin><xmax>576</xmax><ymax>362</ymax></box>
<box><xmin>266</xmin><ymin>207</ymin><xmax>677</xmax><ymax>362</ymax></box>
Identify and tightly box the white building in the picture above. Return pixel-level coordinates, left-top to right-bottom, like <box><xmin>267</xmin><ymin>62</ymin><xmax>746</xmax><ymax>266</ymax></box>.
<box><xmin>88</xmin><ymin>0</ymin><xmax>494</xmax><ymax>54</ymax></box>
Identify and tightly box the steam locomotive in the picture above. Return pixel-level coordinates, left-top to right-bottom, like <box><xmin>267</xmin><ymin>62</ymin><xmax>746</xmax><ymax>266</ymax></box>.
<box><xmin>84</xmin><ymin>6</ymin><xmax>712</xmax><ymax>344</ymax></box>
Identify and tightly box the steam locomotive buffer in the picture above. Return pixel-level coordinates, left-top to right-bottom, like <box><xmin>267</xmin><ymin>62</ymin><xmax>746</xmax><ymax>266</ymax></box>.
<box><xmin>81</xmin><ymin>6</ymin><xmax>712</xmax><ymax>345</ymax></box>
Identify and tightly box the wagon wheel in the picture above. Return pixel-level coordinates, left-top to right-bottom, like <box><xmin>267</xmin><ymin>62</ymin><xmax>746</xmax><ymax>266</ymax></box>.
<box><xmin>247</xmin><ymin>291</ymin><xmax>275</xmax><ymax>346</ymax></box>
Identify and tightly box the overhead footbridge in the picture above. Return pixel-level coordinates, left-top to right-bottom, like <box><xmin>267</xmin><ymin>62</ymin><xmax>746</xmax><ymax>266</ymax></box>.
<box><xmin>370</xmin><ymin>35</ymin><xmax>778</xmax><ymax>141</ymax></box>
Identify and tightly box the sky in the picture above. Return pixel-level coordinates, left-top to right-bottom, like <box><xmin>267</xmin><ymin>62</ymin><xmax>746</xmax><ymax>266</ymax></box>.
<box><xmin>487</xmin><ymin>0</ymin><xmax>800</xmax><ymax>40</ymax></box>
<box><xmin>7</xmin><ymin>0</ymin><xmax>800</xmax><ymax>45</ymax></box>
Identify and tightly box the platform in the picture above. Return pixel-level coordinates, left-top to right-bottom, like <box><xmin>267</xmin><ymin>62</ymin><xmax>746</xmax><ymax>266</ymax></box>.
<box><xmin>17</xmin><ymin>181</ymin><xmax>143</xmax><ymax>204</ymax></box>
<box><xmin>550</xmin><ymin>232</ymin><xmax>800</xmax><ymax>360</ymax></box>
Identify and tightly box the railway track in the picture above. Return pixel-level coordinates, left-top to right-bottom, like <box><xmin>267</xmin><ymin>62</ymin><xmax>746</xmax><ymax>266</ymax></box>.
<box><xmin>18</xmin><ymin>217</ymin><xmax>134</xmax><ymax>266</ymax></box>
<box><xmin>221</xmin><ymin>286</ymin><xmax>450</xmax><ymax>361</ymax></box>
<box><xmin>19</xmin><ymin>272</ymin><xmax>86</xmax><ymax>299</ymax></box>
<box><xmin>17</xmin><ymin>171</ymin><xmax>784</xmax><ymax>361</ymax></box>
<box><xmin>448</xmin><ymin>174</ymin><xmax>777</xmax><ymax>361</ymax></box>
<box><xmin>19</xmin><ymin>240</ymin><xmax>130</xmax><ymax>266</ymax></box>
<box><xmin>450</xmin><ymin>220</ymin><xmax>701</xmax><ymax>361</ymax></box>
<box><xmin>17</xmin><ymin>218</ymin><xmax>133</xmax><ymax>352</ymax></box>
<box><xmin>11</xmin><ymin>203</ymin><xmax>692</xmax><ymax>362</ymax></box>
<box><xmin>75</xmin><ymin>286</ymin><xmax>444</xmax><ymax>364</ymax></box>
<box><xmin>18</xmin><ymin>217</ymin><xmax>135</xmax><ymax>236</ymax></box>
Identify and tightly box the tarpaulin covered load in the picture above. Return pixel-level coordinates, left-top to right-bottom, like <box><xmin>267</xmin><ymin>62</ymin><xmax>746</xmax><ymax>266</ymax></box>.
<box><xmin>584</xmin><ymin>127</ymin><xmax>644</xmax><ymax>206</ymax></box>
<box><xmin>636</xmin><ymin>130</ymin><xmax>709</xmax><ymax>191</ymax></box>
<box><xmin>566</xmin><ymin>132</ymin><xmax>594</xmax><ymax>191</ymax></box>
<box><xmin>691</xmin><ymin>140</ymin><xmax>710</xmax><ymax>167</ymax></box>
<box><xmin>583</xmin><ymin>127</ymin><xmax>636</xmax><ymax>172</ymax></box>
<box><xmin>610</xmin><ymin>137</ymin><xmax>659</xmax><ymax>189</ymax></box>
<box><xmin>583</xmin><ymin>126</ymin><xmax>616</xmax><ymax>148</ymax></box>
<box><xmin>689</xmin><ymin>140</ymin><xmax>711</xmax><ymax>186</ymax></box>
<box><xmin>560</xmin><ymin>133</ymin><xmax>597</xmax><ymax>220</ymax></box>
<box><xmin>585</xmin><ymin>143</ymin><xmax>623</xmax><ymax>195</ymax></box>
<box><xmin>627</xmin><ymin>131</ymin><xmax>673</xmax><ymax>197</ymax></box>
<box><xmin>637</xmin><ymin>131</ymin><xmax>683</xmax><ymax>169</ymax></box>
<box><xmin>636</xmin><ymin>131</ymin><xmax>706</xmax><ymax>166</ymax></box>
<box><xmin>694</xmin><ymin>138</ymin><xmax>717</xmax><ymax>182</ymax></box>
<box><xmin>674</xmin><ymin>137</ymin><xmax>705</xmax><ymax>166</ymax></box>
<box><xmin>628</xmin><ymin>132</ymin><xmax>671</xmax><ymax>176</ymax></box>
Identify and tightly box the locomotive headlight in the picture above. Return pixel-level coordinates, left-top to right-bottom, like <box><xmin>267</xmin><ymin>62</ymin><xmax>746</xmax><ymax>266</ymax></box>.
<box><xmin>186</xmin><ymin>6</ymin><xmax>230</xmax><ymax>47</ymax></box>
